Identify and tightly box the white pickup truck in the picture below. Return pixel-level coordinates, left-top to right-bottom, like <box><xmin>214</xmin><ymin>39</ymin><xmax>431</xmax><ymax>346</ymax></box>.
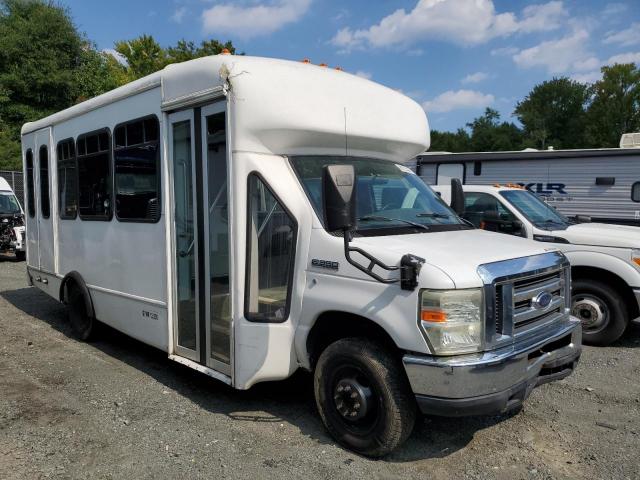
<box><xmin>434</xmin><ymin>182</ymin><xmax>640</xmax><ymax>346</ymax></box>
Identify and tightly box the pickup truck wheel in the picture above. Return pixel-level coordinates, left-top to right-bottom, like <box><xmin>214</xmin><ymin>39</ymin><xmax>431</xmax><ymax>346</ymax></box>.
<box><xmin>571</xmin><ymin>279</ymin><xmax>628</xmax><ymax>346</ymax></box>
<box><xmin>67</xmin><ymin>287</ymin><xmax>96</xmax><ymax>342</ymax></box>
<box><xmin>314</xmin><ymin>338</ymin><xmax>416</xmax><ymax>458</ymax></box>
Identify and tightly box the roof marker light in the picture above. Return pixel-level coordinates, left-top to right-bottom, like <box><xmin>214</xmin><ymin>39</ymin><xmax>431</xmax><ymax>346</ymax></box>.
<box><xmin>319</xmin><ymin>63</ymin><xmax>328</xmax><ymax>67</ymax></box>
<box><xmin>302</xmin><ymin>58</ymin><xmax>311</xmax><ymax>63</ymax></box>
<box><xmin>221</xmin><ymin>48</ymin><xmax>231</xmax><ymax>55</ymax></box>
<box><xmin>335</xmin><ymin>66</ymin><xmax>343</xmax><ymax>71</ymax></box>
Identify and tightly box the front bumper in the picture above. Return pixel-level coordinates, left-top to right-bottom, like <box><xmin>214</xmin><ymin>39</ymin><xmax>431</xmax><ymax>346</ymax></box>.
<box><xmin>403</xmin><ymin>317</ymin><xmax>581</xmax><ymax>417</ymax></box>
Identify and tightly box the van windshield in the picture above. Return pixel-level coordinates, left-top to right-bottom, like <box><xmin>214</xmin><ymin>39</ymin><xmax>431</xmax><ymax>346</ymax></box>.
<box><xmin>290</xmin><ymin>156</ymin><xmax>468</xmax><ymax>235</ymax></box>
<box><xmin>500</xmin><ymin>190</ymin><xmax>569</xmax><ymax>230</ymax></box>
<box><xmin>0</xmin><ymin>192</ymin><xmax>21</xmax><ymax>215</ymax></box>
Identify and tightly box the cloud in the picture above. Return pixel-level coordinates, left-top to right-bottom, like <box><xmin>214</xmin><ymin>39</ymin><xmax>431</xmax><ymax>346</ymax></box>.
<box><xmin>171</xmin><ymin>7</ymin><xmax>187</xmax><ymax>24</ymax></box>
<box><xmin>422</xmin><ymin>89</ymin><xmax>494</xmax><ymax>113</ymax></box>
<box><xmin>103</xmin><ymin>48</ymin><xmax>128</xmax><ymax>66</ymax></box>
<box><xmin>604</xmin><ymin>23</ymin><xmax>640</xmax><ymax>47</ymax></box>
<box><xmin>330</xmin><ymin>0</ymin><xmax>567</xmax><ymax>51</ymax></box>
<box><xmin>512</xmin><ymin>29</ymin><xmax>596</xmax><ymax>74</ymax></box>
<box><xmin>602</xmin><ymin>3</ymin><xmax>628</xmax><ymax>17</ymax></box>
<box><xmin>491</xmin><ymin>46</ymin><xmax>518</xmax><ymax>56</ymax></box>
<box><xmin>607</xmin><ymin>51</ymin><xmax>640</xmax><ymax>65</ymax></box>
<box><xmin>571</xmin><ymin>71</ymin><xmax>602</xmax><ymax>84</ymax></box>
<box><xmin>354</xmin><ymin>70</ymin><xmax>372</xmax><ymax>80</ymax></box>
<box><xmin>461</xmin><ymin>72</ymin><xmax>489</xmax><ymax>84</ymax></box>
<box><xmin>202</xmin><ymin>0</ymin><xmax>311</xmax><ymax>39</ymax></box>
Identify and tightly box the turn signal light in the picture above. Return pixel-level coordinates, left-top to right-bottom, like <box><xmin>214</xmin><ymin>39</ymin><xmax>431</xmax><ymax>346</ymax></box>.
<box><xmin>420</xmin><ymin>310</ymin><xmax>447</xmax><ymax>323</ymax></box>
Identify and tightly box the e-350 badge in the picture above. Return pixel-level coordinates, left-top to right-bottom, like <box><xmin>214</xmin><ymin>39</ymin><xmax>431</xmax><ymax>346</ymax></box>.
<box><xmin>311</xmin><ymin>259</ymin><xmax>339</xmax><ymax>270</ymax></box>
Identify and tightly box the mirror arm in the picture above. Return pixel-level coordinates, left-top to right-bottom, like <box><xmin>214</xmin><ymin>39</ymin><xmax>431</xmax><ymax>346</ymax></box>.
<box><xmin>342</xmin><ymin>231</ymin><xmax>425</xmax><ymax>290</ymax></box>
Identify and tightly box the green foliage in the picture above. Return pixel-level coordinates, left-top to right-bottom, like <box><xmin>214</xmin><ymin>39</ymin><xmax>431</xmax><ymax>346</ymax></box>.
<box><xmin>586</xmin><ymin>63</ymin><xmax>640</xmax><ymax>148</ymax></box>
<box><xmin>514</xmin><ymin>78</ymin><xmax>590</xmax><ymax>149</ymax></box>
<box><xmin>431</xmin><ymin>109</ymin><xmax>524</xmax><ymax>152</ymax></box>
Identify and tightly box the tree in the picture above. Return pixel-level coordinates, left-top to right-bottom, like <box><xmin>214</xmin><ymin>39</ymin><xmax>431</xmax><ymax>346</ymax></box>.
<box><xmin>0</xmin><ymin>0</ymin><xmax>85</xmax><ymax>169</ymax></box>
<box><xmin>514</xmin><ymin>78</ymin><xmax>589</xmax><ymax>149</ymax></box>
<box><xmin>73</xmin><ymin>46</ymin><xmax>128</xmax><ymax>103</ymax></box>
<box><xmin>466</xmin><ymin>108</ymin><xmax>524</xmax><ymax>151</ymax></box>
<box><xmin>586</xmin><ymin>63</ymin><xmax>640</xmax><ymax>147</ymax></box>
<box><xmin>430</xmin><ymin>129</ymin><xmax>471</xmax><ymax>152</ymax></box>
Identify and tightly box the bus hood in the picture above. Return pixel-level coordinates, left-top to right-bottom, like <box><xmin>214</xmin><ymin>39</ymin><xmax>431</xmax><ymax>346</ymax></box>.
<box><xmin>554</xmin><ymin>223</ymin><xmax>640</xmax><ymax>249</ymax></box>
<box><xmin>353</xmin><ymin>229</ymin><xmax>554</xmax><ymax>289</ymax></box>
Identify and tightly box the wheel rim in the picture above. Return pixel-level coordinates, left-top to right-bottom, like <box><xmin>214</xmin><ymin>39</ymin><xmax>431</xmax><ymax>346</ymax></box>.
<box><xmin>329</xmin><ymin>365</ymin><xmax>381</xmax><ymax>436</ymax></box>
<box><xmin>572</xmin><ymin>294</ymin><xmax>609</xmax><ymax>334</ymax></box>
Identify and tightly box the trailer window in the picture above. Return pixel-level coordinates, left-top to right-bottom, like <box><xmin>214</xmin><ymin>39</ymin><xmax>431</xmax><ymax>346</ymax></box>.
<box><xmin>77</xmin><ymin>129</ymin><xmax>112</xmax><ymax>220</ymax></box>
<box><xmin>25</xmin><ymin>149</ymin><xmax>35</xmax><ymax>217</ymax></box>
<box><xmin>632</xmin><ymin>182</ymin><xmax>640</xmax><ymax>203</ymax></box>
<box><xmin>57</xmin><ymin>139</ymin><xmax>77</xmax><ymax>219</ymax></box>
<box><xmin>113</xmin><ymin>116</ymin><xmax>161</xmax><ymax>222</ymax></box>
<box><xmin>39</xmin><ymin>145</ymin><xmax>50</xmax><ymax>218</ymax></box>
<box><xmin>246</xmin><ymin>174</ymin><xmax>297</xmax><ymax>323</ymax></box>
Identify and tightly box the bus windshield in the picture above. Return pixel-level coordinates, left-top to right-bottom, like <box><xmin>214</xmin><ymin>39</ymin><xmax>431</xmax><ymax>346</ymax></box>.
<box><xmin>0</xmin><ymin>192</ymin><xmax>21</xmax><ymax>215</ymax></box>
<box><xmin>500</xmin><ymin>190</ymin><xmax>569</xmax><ymax>230</ymax></box>
<box><xmin>290</xmin><ymin>156</ymin><xmax>469</xmax><ymax>235</ymax></box>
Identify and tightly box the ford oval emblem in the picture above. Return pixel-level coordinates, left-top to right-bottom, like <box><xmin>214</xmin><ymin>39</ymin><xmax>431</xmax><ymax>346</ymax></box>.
<box><xmin>533</xmin><ymin>292</ymin><xmax>553</xmax><ymax>310</ymax></box>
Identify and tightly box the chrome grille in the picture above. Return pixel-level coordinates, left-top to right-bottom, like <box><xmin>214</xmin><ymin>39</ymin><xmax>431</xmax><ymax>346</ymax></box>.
<box><xmin>511</xmin><ymin>269</ymin><xmax>565</xmax><ymax>331</ymax></box>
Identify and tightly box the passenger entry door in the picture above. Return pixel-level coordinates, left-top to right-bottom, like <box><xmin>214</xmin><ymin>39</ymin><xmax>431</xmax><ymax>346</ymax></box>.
<box><xmin>168</xmin><ymin>103</ymin><xmax>232</xmax><ymax>376</ymax></box>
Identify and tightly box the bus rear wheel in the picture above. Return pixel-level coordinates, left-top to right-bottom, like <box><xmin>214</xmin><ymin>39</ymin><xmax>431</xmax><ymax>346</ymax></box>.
<box><xmin>67</xmin><ymin>287</ymin><xmax>96</xmax><ymax>342</ymax></box>
<box><xmin>313</xmin><ymin>338</ymin><xmax>416</xmax><ymax>458</ymax></box>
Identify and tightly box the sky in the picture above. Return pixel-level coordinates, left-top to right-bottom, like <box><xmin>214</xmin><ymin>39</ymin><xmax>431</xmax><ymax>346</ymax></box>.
<box><xmin>62</xmin><ymin>0</ymin><xmax>640</xmax><ymax>132</ymax></box>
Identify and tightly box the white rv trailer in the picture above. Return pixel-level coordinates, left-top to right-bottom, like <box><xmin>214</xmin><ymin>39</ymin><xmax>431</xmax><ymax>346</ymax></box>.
<box><xmin>0</xmin><ymin>176</ymin><xmax>26</xmax><ymax>259</ymax></box>
<box><xmin>416</xmin><ymin>147</ymin><xmax>640</xmax><ymax>225</ymax></box>
<box><xmin>21</xmin><ymin>54</ymin><xmax>581</xmax><ymax>456</ymax></box>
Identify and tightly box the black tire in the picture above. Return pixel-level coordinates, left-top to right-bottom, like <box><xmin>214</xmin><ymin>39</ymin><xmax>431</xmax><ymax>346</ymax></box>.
<box><xmin>14</xmin><ymin>251</ymin><xmax>25</xmax><ymax>261</ymax></box>
<box><xmin>67</xmin><ymin>287</ymin><xmax>96</xmax><ymax>341</ymax></box>
<box><xmin>572</xmin><ymin>279</ymin><xmax>628</xmax><ymax>346</ymax></box>
<box><xmin>313</xmin><ymin>338</ymin><xmax>416</xmax><ymax>458</ymax></box>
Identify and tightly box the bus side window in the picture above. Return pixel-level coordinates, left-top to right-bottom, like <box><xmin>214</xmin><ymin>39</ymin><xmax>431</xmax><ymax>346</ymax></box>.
<box><xmin>57</xmin><ymin>138</ymin><xmax>78</xmax><ymax>219</ymax></box>
<box><xmin>39</xmin><ymin>145</ymin><xmax>50</xmax><ymax>219</ymax></box>
<box><xmin>113</xmin><ymin>116</ymin><xmax>161</xmax><ymax>222</ymax></box>
<box><xmin>25</xmin><ymin>149</ymin><xmax>35</xmax><ymax>217</ymax></box>
<box><xmin>245</xmin><ymin>174</ymin><xmax>297</xmax><ymax>322</ymax></box>
<box><xmin>76</xmin><ymin>129</ymin><xmax>113</xmax><ymax>220</ymax></box>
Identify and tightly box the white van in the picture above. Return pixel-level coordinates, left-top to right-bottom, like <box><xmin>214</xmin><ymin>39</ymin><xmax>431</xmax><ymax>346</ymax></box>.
<box><xmin>0</xmin><ymin>176</ymin><xmax>26</xmax><ymax>260</ymax></box>
<box><xmin>21</xmin><ymin>54</ymin><xmax>581</xmax><ymax>457</ymax></box>
<box><xmin>435</xmin><ymin>183</ymin><xmax>640</xmax><ymax>346</ymax></box>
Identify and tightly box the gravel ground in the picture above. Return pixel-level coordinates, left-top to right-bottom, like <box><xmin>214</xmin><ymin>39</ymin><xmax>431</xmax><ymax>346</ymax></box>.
<box><xmin>1</xmin><ymin>256</ymin><xmax>639</xmax><ymax>480</ymax></box>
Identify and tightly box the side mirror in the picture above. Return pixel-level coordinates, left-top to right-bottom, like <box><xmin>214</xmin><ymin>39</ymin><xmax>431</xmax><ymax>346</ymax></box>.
<box><xmin>322</xmin><ymin>164</ymin><xmax>356</xmax><ymax>232</ymax></box>
<box><xmin>450</xmin><ymin>178</ymin><xmax>465</xmax><ymax>215</ymax></box>
<box><xmin>575</xmin><ymin>215</ymin><xmax>591</xmax><ymax>223</ymax></box>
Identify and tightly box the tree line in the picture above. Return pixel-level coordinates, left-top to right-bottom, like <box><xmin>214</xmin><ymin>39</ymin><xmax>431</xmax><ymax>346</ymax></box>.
<box><xmin>0</xmin><ymin>0</ymin><xmax>237</xmax><ymax>170</ymax></box>
<box><xmin>1</xmin><ymin>0</ymin><xmax>639</xmax><ymax>171</ymax></box>
<box><xmin>431</xmin><ymin>66</ymin><xmax>640</xmax><ymax>153</ymax></box>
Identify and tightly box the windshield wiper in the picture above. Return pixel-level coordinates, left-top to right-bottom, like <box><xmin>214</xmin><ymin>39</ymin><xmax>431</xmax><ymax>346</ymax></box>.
<box><xmin>415</xmin><ymin>212</ymin><xmax>450</xmax><ymax>219</ymax></box>
<box><xmin>358</xmin><ymin>215</ymin><xmax>430</xmax><ymax>231</ymax></box>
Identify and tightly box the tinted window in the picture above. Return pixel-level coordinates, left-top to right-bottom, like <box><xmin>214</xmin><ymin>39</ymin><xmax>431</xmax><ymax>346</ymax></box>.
<box><xmin>39</xmin><ymin>145</ymin><xmax>50</xmax><ymax>218</ymax></box>
<box><xmin>25</xmin><ymin>149</ymin><xmax>35</xmax><ymax>217</ymax></box>
<box><xmin>77</xmin><ymin>129</ymin><xmax>112</xmax><ymax>220</ymax></box>
<box><xmin>113</xmin><ymin>116</ymin><xmax>160</xmax><ymax>222</ymax></box>
<box><xmin>632</xmin><ymin>182</ymin><xmax>640</xmax><ymax>203</ymax></box>
<box><xmin>500</xmin><ymin>190</ymin><xmax>568</xmax><ymax>230</ymax></box>
<box><xmin>463</xmin><ymin>192</ymin><xmax>516</xmax><ymax>228</ymax></box>
<box><xmin>57</xmin><ymin>139</ymin><xmax>77</xmax><ymax>219</ymax></box>
<box><xmin>246</xmin><ymin>175</ymin><xmax>297</xmax><ymax>322</ymax></box>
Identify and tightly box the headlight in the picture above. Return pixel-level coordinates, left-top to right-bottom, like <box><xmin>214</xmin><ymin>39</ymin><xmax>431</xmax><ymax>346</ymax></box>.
<box><xmin>419</xmin><ymin>289</ymin><xmax>484</xmax><ymax>355</ymax></box>
<box><xmin>632</xmin><ymin>249</ymin><xmax>640</xmax><ymax>267</ymax></box>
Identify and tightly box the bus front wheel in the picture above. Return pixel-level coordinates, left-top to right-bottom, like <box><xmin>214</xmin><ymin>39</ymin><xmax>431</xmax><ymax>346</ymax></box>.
<box><xmin>313</xmin><ymin>338</ymin><xmax>416</xmax><ymax>458</ymax></box>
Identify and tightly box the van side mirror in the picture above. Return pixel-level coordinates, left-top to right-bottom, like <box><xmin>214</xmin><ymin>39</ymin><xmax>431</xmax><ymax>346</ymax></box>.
<box><xmin>450</xmin><ymin>178</ymin><xmax>464</xmax><ymax>215</ymax></box>
<box><xmin>322</xmin><ymin>164</ymin><xmax>356</xmax><ymax>232</ymax></box>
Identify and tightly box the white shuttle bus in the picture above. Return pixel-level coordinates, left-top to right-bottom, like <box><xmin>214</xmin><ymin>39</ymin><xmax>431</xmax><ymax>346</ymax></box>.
<box><xmin>21</xmin><ymin>54</ymin><xmax>581</xmax><ymax>456</ymax></box>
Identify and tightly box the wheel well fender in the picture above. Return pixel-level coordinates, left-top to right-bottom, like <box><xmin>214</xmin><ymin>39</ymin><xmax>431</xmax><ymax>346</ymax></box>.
<box><xmin>59</xmin><ymin>271</ymin><xmax>95</xmax><ymax>319</ymax></box>
<box><xmin>571</xmin><ymin>265</ymin><xmax>639</xmax><ymax>319</ymax></box>
<box><xmin>304</xmin><ymin>311</ymin><xmax>400</xmax><ymax>370</ymax></box>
